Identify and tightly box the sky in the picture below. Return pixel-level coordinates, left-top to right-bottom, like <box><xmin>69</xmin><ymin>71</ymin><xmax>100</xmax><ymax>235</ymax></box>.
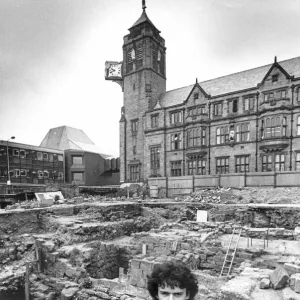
<box><xmin>0</xmin><ymin>0</ymin><xmax>300</xmax><ymax>156</ymax></box>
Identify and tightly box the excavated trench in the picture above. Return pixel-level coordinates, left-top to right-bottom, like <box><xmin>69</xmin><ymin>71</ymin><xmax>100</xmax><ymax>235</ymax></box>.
<box><xmin>1</xmin><ymin>200</ymin><xmax>300</xmax><ymax>300</ymax></box>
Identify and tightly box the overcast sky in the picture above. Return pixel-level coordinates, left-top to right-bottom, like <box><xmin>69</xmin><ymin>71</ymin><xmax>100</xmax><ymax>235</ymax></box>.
<box><xmin>0</xmin><ymin>0</ymin><xmax>300</xmax><ymax>156</ymax></box>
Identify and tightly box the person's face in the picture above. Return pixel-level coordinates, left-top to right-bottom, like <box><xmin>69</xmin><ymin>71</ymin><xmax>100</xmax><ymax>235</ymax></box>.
<box><xmin>157</xmin><ymin>284</ymin><xmax>190</xmax><ymax>300</ymax></box>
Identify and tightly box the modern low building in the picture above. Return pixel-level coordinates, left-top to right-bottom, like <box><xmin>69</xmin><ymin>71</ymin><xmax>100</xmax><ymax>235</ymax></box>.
<box><xmin>40</xmin><ymin>126</ymin><xmax>120</xmax><ymax>186</ymax></box>
<box><xmin>0</xmin><ymin>140</ymin><xmax>64</xmax><ymax>194</ymax></box>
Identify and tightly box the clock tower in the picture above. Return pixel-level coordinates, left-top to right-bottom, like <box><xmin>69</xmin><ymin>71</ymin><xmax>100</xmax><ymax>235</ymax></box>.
<box><xmin>120</xmin><ymin>1</ymin><xmax>166</xmax><ymax>182</ymax></box>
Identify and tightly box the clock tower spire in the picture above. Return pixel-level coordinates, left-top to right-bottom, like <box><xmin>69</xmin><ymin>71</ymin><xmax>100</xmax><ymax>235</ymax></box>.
<box><xmin>119</xmin><ymin>3</ymin><xmax>166</xmax><ymax>182</ymax></box>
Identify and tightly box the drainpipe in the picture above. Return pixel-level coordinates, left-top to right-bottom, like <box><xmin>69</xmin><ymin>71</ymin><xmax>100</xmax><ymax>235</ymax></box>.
<box><xmin>255</xmin><ymin>92</ymin><xmax>259</xmax><ymax>172</ymax></box>
<box><xmin>163</xmin><ymin>107</ymin><xmax>168</xmax><ymax>197</ymax></box>
<box><xmin>182</xmin><ymin>109</ymin><xmax>186</xmax><ymax>176</ymax></box>
<box><xmin>208</xmin><ymin>103</ymin><xmax>211</xmax><ymax>175</ymax></box>
<box><xmin>289</xmin><ymin>85</ymin><xmax>295</xmax><ymax>171</ymax></box>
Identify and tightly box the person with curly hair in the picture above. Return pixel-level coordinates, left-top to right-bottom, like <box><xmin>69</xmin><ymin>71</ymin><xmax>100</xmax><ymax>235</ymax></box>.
<box><xmin>147</xmin><ymin>261</ymin><xmax>198</xmax><ymax>300</ymax></box>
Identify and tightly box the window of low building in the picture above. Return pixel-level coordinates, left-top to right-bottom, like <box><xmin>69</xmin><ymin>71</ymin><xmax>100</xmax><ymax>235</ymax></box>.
<box><xmin>20</xmin><ymin>149</ymin><xmax>26</xmax><ymax>158</ymax></box>
<box><xmin>58</xmin><ymin>154</ymin><xmax>63</xmax><ymax>162</ymax></box>
<box><xmin>216</xmin><ymin>157</ymin><xmax>229</xmax><ymax>174</ymax></box>
<box><xmin>72</xmin><ymin>156</ymin><xmax>83</xmax><ymax>164</ymax></box>
<box><xmin>170</xmin><ymin>161</ymin><xmax>182</xmax><ymax>176</ymax></box>
<box><xmin>13</xmin><ymin>149</ymin><xmax>19</xmax><ymax>157</ymax></box>
<box><xmin>43</xmin><ymin>153</ymin><xmax>48</xmax><ymax>161</ymax></box>
<box><xmin>235</xmin><ymin>156</ymin><xmax>250</xmax><ymax>173</ymax></box>
<box><xmin>73</xmin><ymin>172</ymin><xmax>83</xmax><ymax>181</ymax></box>
<box><xmin>20</xmin><ymin>169</ymin><xmax>27</xmax><ymax>177</ymax></box>
<box><xmin>37</xmin><ymin>152</ymin><xmax>43</xmax><ymax>161</ymax></box>
<box><xmin>44</xmin><ymin>170</ymin><xmax>49</xmax><ymax>178</ymax></box>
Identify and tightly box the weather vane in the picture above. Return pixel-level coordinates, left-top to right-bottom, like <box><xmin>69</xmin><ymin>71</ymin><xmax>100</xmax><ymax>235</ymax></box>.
<box><xmin>142</xmin><ymin>0</ymin><xmax>146</xmax><ymax>11</ymax></box>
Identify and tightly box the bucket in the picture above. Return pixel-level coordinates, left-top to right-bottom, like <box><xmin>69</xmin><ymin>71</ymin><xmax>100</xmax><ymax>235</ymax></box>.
<box><xmin>149</xmin><ymin>185</ymin><xmax>158</xmax><ymax>198</ymax></box>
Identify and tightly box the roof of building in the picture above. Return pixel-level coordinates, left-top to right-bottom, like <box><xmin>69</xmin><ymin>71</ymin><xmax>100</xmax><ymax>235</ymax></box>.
<box><xmin>159</xmin><ymin>56</ymin><xmax>300</xmax><ymax>107</ymax></box>
<box><xmin>129</xmin><ymin>10</ymin><xmax>159</xmax><ymax>32</ymax></box>
<box><xmin>39</xmin><ymin>126</ymin><xmax>115</xmax><ymax>158</ymax></box>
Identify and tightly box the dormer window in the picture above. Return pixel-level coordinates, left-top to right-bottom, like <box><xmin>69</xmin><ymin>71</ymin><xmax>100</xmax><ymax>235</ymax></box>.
<box><xmin>272</xmin><ymin>74</ymin><xmax>278</xmax><ymax>82</ymax></box>
<box><xmin>194</xmin><ymin>93</ymin><xmax>199</xmax><ymax>100</ymax></box>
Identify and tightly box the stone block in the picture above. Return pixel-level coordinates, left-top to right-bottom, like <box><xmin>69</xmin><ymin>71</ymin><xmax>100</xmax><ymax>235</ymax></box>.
<box><xmin>61</xmin><ymin>287</ymin><xmax>79</xmax><ymax>300</ymax></box>
<box><xmin>285</xmin><ymin>264</ymin><xmax>300</xmax><ymax>276</ymax></box>
<box><xmin>259</xmin><ymin>278</ymin><xmax>270</xmax><ymax>289</ymax></box>
<box><xmin>140</xmin><ymin>260</ymin><xmax>153</xmax><ymax>273</ymax></box>
<box><xmin>131</xmin><ymin>259</ymin><xmax>141</xmax><ymax>269</ymax></box>
<box><xmin>294</xmin><ymin>227</ymin><xmax>300</xmax><ymax>241</ymax></box>
<box><xmin>290</xmin><ymin>273</ymin><xmax>300</xmax><ymax>293</ymax></box>
<box><xmin>270</xmin><ymin>266</ymin><xmax>289</xmax><ymax>290</ymax></box>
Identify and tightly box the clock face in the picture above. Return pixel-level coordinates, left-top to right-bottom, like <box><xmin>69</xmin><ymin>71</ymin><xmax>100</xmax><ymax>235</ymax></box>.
<box><xmin>108</xmin><ymin>63</ymin><xmax>122</xmax><ymax>77</ymax></box>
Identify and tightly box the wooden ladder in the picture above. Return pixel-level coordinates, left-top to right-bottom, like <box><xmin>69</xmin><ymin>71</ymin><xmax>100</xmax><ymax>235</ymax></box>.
<box><xmin>220</xmin><ymin>226</ymin><xmax>243</xmax><ymax>276</ymax></box>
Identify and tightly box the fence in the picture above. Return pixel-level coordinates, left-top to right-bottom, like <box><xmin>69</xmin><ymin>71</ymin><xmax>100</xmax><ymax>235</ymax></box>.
<box><xmin>148</xmin><ymin>171</ymin><xmax>300</xmax><ymax>197</ymax></box>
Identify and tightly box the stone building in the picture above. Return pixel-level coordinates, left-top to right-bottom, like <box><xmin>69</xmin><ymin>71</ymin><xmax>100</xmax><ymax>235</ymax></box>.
<box><xmin>106</xmin><ymin>4</ymin><xmax>300</xmax><ymax>185</ymax></box>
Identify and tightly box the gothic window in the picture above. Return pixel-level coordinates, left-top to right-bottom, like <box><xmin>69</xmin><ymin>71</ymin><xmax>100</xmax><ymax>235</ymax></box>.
<box><xmin>262</xmin><ymin>155</ymin><xmax>273</xmax><ymax>172</ymax></box>
<box><xmin>296</xmin><ymin>153</ymin><xmax>300</xmax><ymax>170</ymax></box>
<box><xmin>137</xmin><ymin>42</ymin><xmax>143</xmax><ymax>68</ymax></box>
<box><xmin>132</xmin><ymin>139</ymin><xmax>137</xmax><ymax>157</ymax></box>
<box><xmin>151</xmin><ymin>43</ymin><xmax>157</xmax><ymax>70</ymax></box>
<box><xmin>150</xmin><ymin>146</ymin><xmax>160</xmax><ymax>175</ymax></box>
<box><xmin>171</xmin><ymin>133</ymin><xmax>182</xmax><ymax>150</ymax></box>
<box><xmin>236</xmin><ymin>123</ymin><xmax>250</xmax><ymax>142</ymax></box>
<box><xmin>129</xmin><ymin>165</ymin><xmax>139</xmax><ymax>181</ymax></box>
<box><xmin>265</xmin><ymin>117</ymin><xmax>281</xmax><ymax>138</ymax></box>
<box><xmin>297</xmin><ymin>116</ymin><xmax>300</xmax><ymax>135</ymax></box>
<box><xmin>170</xmin><ymin>111</ymin><xmax>182</xmax><ymax>124</ymax></box>
<box><xmin>275</xmin><ymin>154</ymin><xmax>285</xmax><ymax>171</ymax></box>
<box><xmin>216</xmin><ymin>157</ymin><xmax>229</xmax><ymax>174</ymax></box>
<box><xmin>272</xmin><ymin>74</ymin><xmax>278</xmax><ymax>82</ymax></box>
<box><xmin>244</xmin><ymin>95</ymin><xmax>255</xmax><ymax>111</ymax></box>
<box><xmin>170</xmin><ymin>161</ymin><xmax>182</xmax><ymax>177</ymax></box>
<box><xmin>127</xmin><ymin>47</ymin><xmax>133</xmax><ymax>72</ymax></box>
<box><xmin>235</xmin><ymin>156</ymin><xmax>250</xmax><ymax>173</ymax></box>
<box><xmin>188</xmin><ymin>157</ymin><xmax>206</xmax><ymax>175</ymax></box>
<box><xmin>216</xmin><ymin>126</ymin><xmax>229</xmax><ymax>144</ymax></box>
<box><xmin>151</xmin><ymin>115</ymin><xmax>158</xmax><ymax>128</ymax></box>
<box><xmin>131</xmin><ymin>120</ymin><xmax>138</xmax><ymax>134</ymax></box>
<box><xmin>282</xmin><ymin>117</ymin><xmax>287</xmax><ymax>136</ymax></box>
<box><xmin>232</xmin><ymin>99</ymin><xmax>238</xmax><ymax>113</ymax></box>
<box><xmin>213</xmin><ymin>102</ymin><xmax>222</xmax><ymax>116</ymax></box>
<box><xmin>261</xmin><ymin>120</ymin><xmax>265</xmax><ymax>138</ymax></box>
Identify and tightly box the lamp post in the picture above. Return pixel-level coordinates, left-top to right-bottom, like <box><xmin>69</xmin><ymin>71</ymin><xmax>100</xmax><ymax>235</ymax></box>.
<box><xmin>6</xmin><ymin>136</ymin><xmax>15</xmax><ymax>186</ymax></box>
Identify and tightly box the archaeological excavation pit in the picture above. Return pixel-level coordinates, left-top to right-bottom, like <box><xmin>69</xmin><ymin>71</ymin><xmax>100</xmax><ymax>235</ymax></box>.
<box><xmin>1</xmin><ymin>192</ymin><xmax>300</xmax><ymax>300</ymax></box>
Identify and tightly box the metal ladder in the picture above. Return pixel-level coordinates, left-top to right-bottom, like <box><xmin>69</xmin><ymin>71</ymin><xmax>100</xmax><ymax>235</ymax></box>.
<box><xmin>220</xmin><ymin>226</ymin><xmax>243</xmax><ymax>276</ymax></box>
